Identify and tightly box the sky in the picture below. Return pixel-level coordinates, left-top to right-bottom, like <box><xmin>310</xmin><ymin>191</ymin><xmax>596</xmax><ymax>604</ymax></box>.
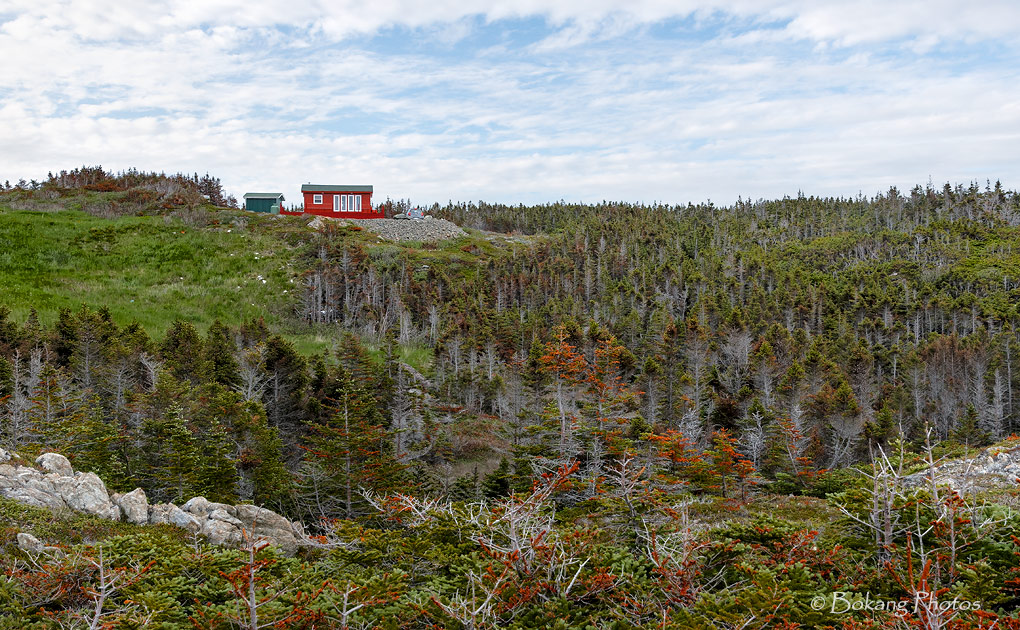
<box><xmin>1</xmin><ymin>1</ymin><xmax>1019</xmax><ymax>207</ymax></box>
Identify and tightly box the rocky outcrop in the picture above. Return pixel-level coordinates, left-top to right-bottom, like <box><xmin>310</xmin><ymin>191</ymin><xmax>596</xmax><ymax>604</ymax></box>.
<box><xmin>902</xmin><ymin>444</ymin><xmax>1020</xmax><ymax>493</ymax></box>
<box><xmin>112</xmin><ymin>488</ymin><xmax>149</xmax><ymax>525</ymax></box>
<box><xmin>0</xmin><ymin>453</ymin><xmax>310</xmax><ymax>555</ymax></box>
<box><xmin>36</xmin><ymin>452</ymin><xmax>74</xmax><ymax>476</ymax></box>
<box><xmin>62</xmin><ymin>472</ymin><xmax>121</xmax><ymax>519</ymax></box>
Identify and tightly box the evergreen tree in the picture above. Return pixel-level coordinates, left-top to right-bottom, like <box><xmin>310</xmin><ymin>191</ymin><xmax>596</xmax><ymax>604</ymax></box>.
<box><xmin>0</xmin><ymin>355</ymin><xmax>12</xmax><ymax>400</ymax></box>
<box><xmin>950</xmin><ymin>405</ymin><xmax>990</xmax><ymax>447</ymax></box>
<box><xmin>0</xmin><ymin>305</ymin><xmax>20</xmax><ymax>355</ymax></box>
<box><xmin>196</xmin><ymin>418</ymin><xmax>240</xmax><ymax>504</ymax></box>
<box><xmin>161</xmin><ymin>320</ymin><xmax>206</xmax><ymax>383</ymax></box>
<box><xmin>204</xmin><ymin>320</ymin><xmax>239</xmax><ymax>387</ymax></box>
<box><xmin>141</xmin><ymin>404</ymin><xmax>200</xmax><ymax>503</ymax></box>
<box><xmin>303</xmin><ymin>367</ymin><xmax>405</xmax><ymax>519</ymax></box>
<box><xmin>66</xmin><ymin>397</ymin><xmax>129</xmax><ymax>491</ymax></box>
<box><xmin>52</xmin><ymin>307</ymin><xmax>77</xmax><ymax>367</ymax></box>
<box><xmin>261</xmin><ymin>335</ymin><xmax>308</xmax><ymax>434</ymax></box>
<box><xmin>245</xmin><ymin>404</ymin><xmax>292</xmax><ymax>510</ymax></box>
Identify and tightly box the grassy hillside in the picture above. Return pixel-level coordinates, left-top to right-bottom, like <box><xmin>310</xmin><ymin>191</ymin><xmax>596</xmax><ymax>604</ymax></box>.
<box><xmin>0</xmin><ymin>186</ymin><xmax>514</xmax><ymax>364</ymax></box>
<box><xmin>0</xmin><ymin>198</ymin><xmax>303</xmax><ymax>331</ymax></box>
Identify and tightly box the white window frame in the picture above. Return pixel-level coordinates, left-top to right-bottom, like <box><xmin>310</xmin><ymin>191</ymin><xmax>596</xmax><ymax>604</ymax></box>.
<box><xmin>333</xmin><ymin>194</ymin><xmax>362</xmax><ymax>212</ymax></box>
<box><xmin>313</xmin><ymin>194</ymin><xmax>322</xmax><ymax>204</ymax></box>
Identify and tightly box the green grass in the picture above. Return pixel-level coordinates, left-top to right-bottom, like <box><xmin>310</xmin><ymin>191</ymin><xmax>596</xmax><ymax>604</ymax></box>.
<box><xmin>0</xmin><ymin>203</ymin><xmax>311</xmax><ymax>338</ymax></box>
<box><xmin>0</xmin><ymin>195</ymin><xmax>508</xmax><ymax>371</ymax></box>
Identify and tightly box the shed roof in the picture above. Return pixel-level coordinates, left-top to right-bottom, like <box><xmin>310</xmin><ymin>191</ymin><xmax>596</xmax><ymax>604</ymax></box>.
<box><xmin>301</xmin><ymin>184</ymin><xmax>373</xmax><ymax>193</ymax></box>
<box><xmin>243</xmin><ymin>192</ymin><xmax>285</xmax><ymax>199</ymax></box>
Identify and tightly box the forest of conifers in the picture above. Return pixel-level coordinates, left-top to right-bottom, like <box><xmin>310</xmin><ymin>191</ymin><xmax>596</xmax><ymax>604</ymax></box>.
<box><xmin>3</xmin><ymin>169</ymin><xmax>1020</xmax><ymax>628</ymax></box>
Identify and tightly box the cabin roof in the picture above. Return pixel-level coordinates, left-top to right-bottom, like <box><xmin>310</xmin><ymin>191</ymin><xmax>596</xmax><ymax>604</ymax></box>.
<box><xmin>301</xmin><ymin>184</ymin><xmax>373</xmax><ymax>193</ymax></box>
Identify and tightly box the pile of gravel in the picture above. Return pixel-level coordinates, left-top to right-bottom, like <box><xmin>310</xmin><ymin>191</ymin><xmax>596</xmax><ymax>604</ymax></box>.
<box><xmin>308</xmin><ymin>216</ymin><xmax>466</xmax><ymax>243</ymax></box>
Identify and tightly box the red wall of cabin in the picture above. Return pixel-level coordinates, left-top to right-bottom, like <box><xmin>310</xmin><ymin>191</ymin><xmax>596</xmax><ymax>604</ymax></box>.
<box><xmin>297</xmin><ymin>191</ymin><xmax>381</xmax><ymax>218</ymax></box>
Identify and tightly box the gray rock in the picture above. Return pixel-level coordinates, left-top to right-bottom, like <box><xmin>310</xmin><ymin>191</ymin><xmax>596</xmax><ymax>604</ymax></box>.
<box><xmin>149</xmin><ymin>503</ymin><xmax>201</xmax><ymax>533</ymax></box>
<box><xmin>2</xmin><ymin>453</ymin><xmax>309</xmax><ymax>555</ymax></box>
<box><xmin>35</xmin><ymin>453</ymin><xmax>73</xmax><ymax>477</ymax></box>
<box><xmin>168</xmin><ymin>505</ymin><xmax>202</xmax><ymax>534</ymax></box>
<box><xmin>4</xmin><ymin>486</ymin><xmax>66</xmax><ymax>510</ymax></box>
<box><xmin>17</xmin><ymin>532</ymin><xmax>43</xmax><ymax>553</ymax></box>
<box><xmin>233</xmin><ymin>504</ymin><xmax>293</xmax><ymax>532</ymax></box>
<box><xmin>181</xmin><ymin>496</ymin><xmax>211</xmax><ymax>515</ymax></box>
<box><xmin>308</xmin><ymin>216</ymin><xmax>466</xmax><ymax>243</ymax></box>
<box><xmin>211</xmin><ymin>502</ymin><xmax>238</xmax><ymax>517</ymax></box>
<box><xmin>147</xmin><ymin>503</ymin><xmax>176</xmax><ymax>525</ymax></box>
<box><xmin>259</xmin><ymin>530</ymin><xmax>300</xmax><ymax>556</ymax></box>
<box><xmin>15</xmin><ymin>466</ymin><xmax>43</xmax><ymax>481</ymax></box>
<box><xmin>61</xmin><ymin>472</ymin><xmax>119</xmax><ymax>520</ymax></box>
<box><xmin>3</xmin><ymin>468</ymin><xmax>66</xmax><ymax>510</ymax></box>
<box><xmin>209</xmin><ymin>508</ymin><xmax>242</xmax><ymax>527</ymax></box>
<box><xmin>233</xmin><ymin>504</ymin><xmax>302</xmax><ymax>554</ymax></box>
<box><xmin>113</xmin><ymin>488</ymin><xmax>149</xmax><ymax>525</ymax></box>
<box><xmin>0</xmin><ymin>449</ymin><xmax>10</xmax><ymax>464</ymax></box>
<box><xmin>182</xmin><ymin>496</ymin><xmax>237</xmax><ymax>518</ymax></box>
<box><xmin>51</xmin><ymin>475</ymin><xmax>76</xmax><ymax>498</ymax></box>
<box><xmin>201</xmin><ymin>518</ymin><xmax>242</xmax><ymax>546</ymax></box>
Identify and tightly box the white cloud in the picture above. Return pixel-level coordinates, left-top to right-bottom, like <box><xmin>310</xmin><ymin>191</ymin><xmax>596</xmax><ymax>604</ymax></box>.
<box><xmin>0</xmin><ymin>1</ymin><xmax>1018</xmax><ymax>206</ymax></box>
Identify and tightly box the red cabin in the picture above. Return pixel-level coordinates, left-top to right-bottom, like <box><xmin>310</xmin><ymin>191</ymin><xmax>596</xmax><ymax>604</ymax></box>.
<box><xmin>291</xmin><ymin>184</ymin><xmax>382</xmax><ymax>218</ymax></box>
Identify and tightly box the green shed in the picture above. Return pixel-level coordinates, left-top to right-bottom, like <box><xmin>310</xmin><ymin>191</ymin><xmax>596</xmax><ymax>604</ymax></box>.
<box><xmin>243</xmin><ymin>192</ymin><xmax>285</xmax><ymax>214</ymax></box>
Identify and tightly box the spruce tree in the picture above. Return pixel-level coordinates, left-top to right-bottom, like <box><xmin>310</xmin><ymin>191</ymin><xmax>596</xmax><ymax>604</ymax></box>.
<box><xmin>0</xmin><ymin>355</ymin><xmax>12</xmax><ymax>400</ymax></box>
<box><xmin>142</xmin><ymin>404</ymin><xmax>200</xmax><ymax>503</ymax></box>
<box><xmin>303</xmin><ymin>367</ymin><xmax>405</xmax><ymax>519</ymax></box>
<box><xmin>196</xmin><ymin>418</ymin><xmax>240</xmax><ymax>504</ymax></box>
<box><xmin>204</xmin><ymin>320</ymin><xmax>239</xmax><ymax>387</ymax></box>
<box><xmin>161</xmin><ymin>320</ymin><xmax>206</xmax><ymax>383</ymax></box>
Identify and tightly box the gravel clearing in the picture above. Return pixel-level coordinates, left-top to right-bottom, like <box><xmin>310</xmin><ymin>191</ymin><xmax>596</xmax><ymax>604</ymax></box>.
<box><xmin>307</xmin><ymin>215</ymin><xmax>467</xmax><ymax>243</ymax></box>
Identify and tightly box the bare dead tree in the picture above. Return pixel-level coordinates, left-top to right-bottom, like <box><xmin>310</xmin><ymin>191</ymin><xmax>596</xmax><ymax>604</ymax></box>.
<box><xmin>720</xmin><ymin>328</ymin><xmax>752</xmax><ymax>394</ymax></box>
<box><xmin>138</xmin><ymin>352</ymin><xmax>163</xmax><ymax>392</ymax></box>
<box><xmin>234</xmin><ymin>344</ymin><xmax>269</xmax><ymax>402</ymax></box>
<box><xmin>3</xmin><ymin>349</ymin><xmax>41</xmax><ymax>448</ymax></box>
<box><xmin>738</xmin><ymin>411</ymin><xmax>768</xmax><ymax>470</ymax></box>
<box><xmin>834</xmin><ymin>441</ymin><xmax>911</xmax><ymax>565</ymax></box>
<box><xmin>828</xmin><ymin>413</ymin><xmax>864</xmax><ymax>469</ymax></box>
<box><xmin>11</xmin><ymin>544</ymin><xmax>156</xmax><ymax>630</ymax></box>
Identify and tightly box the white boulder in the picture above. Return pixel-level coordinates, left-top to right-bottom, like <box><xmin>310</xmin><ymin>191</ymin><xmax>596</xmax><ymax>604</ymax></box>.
<box><xmin>209</xmin><ymin>507</ymin><xmax>242</xmax><ymax>527</ymax></box>
<box><xmin>2</xmin><ymin>452</ymin><xmax>310</xmax><ymax>555</ymax></box>
<box><xmin>181</xmin><ymin>496</ymin><xmax>212</xmax><ymax>515</ymax></box>
<box><xmin>148</xmin><ymin>503</ymin><xmax>176</xmax><ymax>525</ymax></box>
<box><xmin>17</xmin><ymin>532</ymin><xmax>43</xmax><ymax>553</ymax></box>
<box><xmin>233</xmin><ymin>504</ymin><xmax>301</xmax><ymax>554</ymax></box>
<box><xmin>113</xmin><ymin>488</ymin><xmax>149</xmax><ymax>525</ymax></box>
<box><xmin>167</xmin><ymin>505</ymin><xmax>202</xmax><ymax>534</ymax></box>
<box><xmin>201</xmin><ymin>518</ymin><xmax>243</xmax><ymax>546</ymax></box>
<box><xmin>35</xmin><ymin>453</ymin><xmax>73</xmax><ymax>477</ymax></box>
<box><xmin>61</xmin><ymin>472</ymin><xmax>119</xmax><ymax>520</ymax></box>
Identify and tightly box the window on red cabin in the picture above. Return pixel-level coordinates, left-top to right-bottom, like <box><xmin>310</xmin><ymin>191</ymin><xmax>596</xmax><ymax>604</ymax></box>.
<box><xmin>313</xmin><ymin>194</ymin><xmax>322</xmax><ymax>204</ymax></box>
<box><xmin>335</xmin><ymin>194</ymin><xmax>362</xmax><ymax>212</ymax></box>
